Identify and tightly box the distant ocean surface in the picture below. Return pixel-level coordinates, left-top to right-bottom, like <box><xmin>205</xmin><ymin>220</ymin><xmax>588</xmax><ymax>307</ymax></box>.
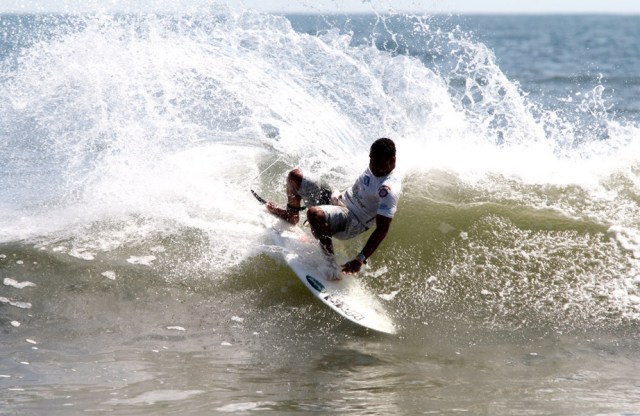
<box><xmin>1</xmin><ymin>10</ymin><xmax>640</xmax><ymax>415</ymax></box>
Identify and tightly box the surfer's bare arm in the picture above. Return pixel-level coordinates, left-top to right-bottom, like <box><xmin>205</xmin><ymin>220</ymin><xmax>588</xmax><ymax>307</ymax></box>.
<box><xmin>342</xmin><ymin>215</ymin><xmax>392</xmax><ymax>274</ymax></box>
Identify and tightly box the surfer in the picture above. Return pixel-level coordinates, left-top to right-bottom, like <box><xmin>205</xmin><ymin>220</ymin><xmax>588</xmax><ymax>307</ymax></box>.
<box><xmin>265</xmin><ymin>138</ymin><xmax>401</xmax><ymax>279</ymax></box>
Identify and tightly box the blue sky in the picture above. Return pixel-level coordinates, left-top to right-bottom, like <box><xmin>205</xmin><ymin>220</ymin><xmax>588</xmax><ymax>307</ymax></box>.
<box><xmin>1</xmin><ymin>0</ymin><xmax>640</xmax><ymax>14</ymax></box>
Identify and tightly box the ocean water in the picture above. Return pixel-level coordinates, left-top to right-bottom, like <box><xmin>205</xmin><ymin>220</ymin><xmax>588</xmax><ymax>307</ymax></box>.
<box><xmin>1</xmin><ymin>8</ymin><xmax>640</xmax><ymax>415</ymax></box>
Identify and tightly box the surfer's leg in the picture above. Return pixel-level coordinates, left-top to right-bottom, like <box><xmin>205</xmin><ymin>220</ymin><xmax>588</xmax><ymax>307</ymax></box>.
<box><xmin>308</xmin><ymin>205</ymin><xmax>352</xmax><ymax>253</ymax></box>
<box><xmin>266</xmin><ymin>168</ymin><xmax>303</xmax><ymax>224</ymax></box>
<box><xmin>307</xmin><ymin>206</ymin><xmax>334</xmax><ymax>256</ymax></box>
<box><xmin>307</xmin><ymin>206</ymin><xmax>343</xmax><ymax>280</ymax></box>
<box><xmin>286</xmin><ymin>168</ymin><xmax>303</xmax><ymax>210</ymax></box>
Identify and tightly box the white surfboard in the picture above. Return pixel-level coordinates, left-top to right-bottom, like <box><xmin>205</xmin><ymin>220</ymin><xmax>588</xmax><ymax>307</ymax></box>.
<box><xmin>264</xmin><ymin>214</ymin><xmax>397</xmax><ymax>335</ymax></box>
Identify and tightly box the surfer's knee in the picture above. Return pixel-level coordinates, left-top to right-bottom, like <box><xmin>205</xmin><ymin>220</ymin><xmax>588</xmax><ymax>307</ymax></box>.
<box><xmin>287</xmin><ymin>168</ymin><xmax>303</xmax><ymax>190</ymax></box>
<box><xmin>307</xmin><ymin>206</ymin><xmax>329</xmax><ymax>234</ymax></box>
<box><xmin>307</xmin><ymin>206</ymin><xmax>323</xmax><ymax>222</ymax></box>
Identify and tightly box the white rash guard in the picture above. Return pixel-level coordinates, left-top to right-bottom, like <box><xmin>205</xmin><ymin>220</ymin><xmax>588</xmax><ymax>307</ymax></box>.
<box><xmin>341</xmin><ymin>167</ymin><xmax>402</xmax><ymax>228</ymax></box>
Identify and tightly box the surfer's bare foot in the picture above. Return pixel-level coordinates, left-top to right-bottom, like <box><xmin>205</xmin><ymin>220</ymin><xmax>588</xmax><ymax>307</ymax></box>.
<box><xmin>322</xmin><ymin>255</ymin><xmax>342</xmax><ymax>281</ymax></box>
<box><xmin>266</xmin><ymin>201</ymin><xmax>299</xmax><ymax>225</ymax></box>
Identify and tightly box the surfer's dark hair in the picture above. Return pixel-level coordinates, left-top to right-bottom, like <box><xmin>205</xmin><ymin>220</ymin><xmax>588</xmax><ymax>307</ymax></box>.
<box><xmin>370</xmin><ymin>138</ymin><xmax>396</xmax><ymax>160</ymax></box>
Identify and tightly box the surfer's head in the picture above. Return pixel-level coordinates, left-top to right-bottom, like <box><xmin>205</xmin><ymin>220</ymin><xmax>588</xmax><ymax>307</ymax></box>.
<box><xmin>369</xmin><ymin>138</ymin><xmax>396</xmax><ymax>177</ymax></box>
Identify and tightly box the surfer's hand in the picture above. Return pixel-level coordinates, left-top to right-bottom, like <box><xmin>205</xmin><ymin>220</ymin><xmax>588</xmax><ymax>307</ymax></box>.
<box><xmin>341</xmin><ymin>259</ymin><xmax>362</xmax><ymax>275</ymax></box>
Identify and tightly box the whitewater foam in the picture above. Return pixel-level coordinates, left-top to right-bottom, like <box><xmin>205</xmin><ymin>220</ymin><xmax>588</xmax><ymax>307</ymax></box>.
<box><xmin>0</xmin><ymin>10</ymin><xmax>639</xmax><ymax>325</ymax></box>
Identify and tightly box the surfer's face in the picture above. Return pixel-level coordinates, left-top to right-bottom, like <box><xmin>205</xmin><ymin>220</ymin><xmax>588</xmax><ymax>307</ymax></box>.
<box><xmin>369</xmin><ymin>154</ymin><xmax>396</xmax><ymax>177</ymax></box>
